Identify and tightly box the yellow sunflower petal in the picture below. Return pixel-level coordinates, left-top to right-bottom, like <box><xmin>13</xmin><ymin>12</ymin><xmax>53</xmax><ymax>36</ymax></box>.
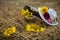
<box><xmin>40</xmin><ymin>6</ymin><xmax>48</xmax><ymax>14</ymax></box>
<box><xmin>26</xmin><ymin>24</ymin><xmax>31</xmax><ymax>31</ymax></box>
<box><xmin>40</xmin><ymin>27</ymin><xmax>46</xmax><ymax>32</ymax></box>
<box><xmin>21</xmin><ymin>8</ymin><xmax>33</xmax><ymax>17</ymax></box>
<box><xmin>11</xmin><ymin>26</ymin><xmax>16</xmax><ymax>33</ymax></box>
<box><xmin>3</xmin><ymin>26</ymin><xmax>16</xmax><ymax>37</ymax></box>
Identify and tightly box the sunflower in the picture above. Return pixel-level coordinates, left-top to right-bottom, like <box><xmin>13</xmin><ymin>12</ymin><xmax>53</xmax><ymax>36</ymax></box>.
<box><xmin>26</xmin><ymin>23</ymin><xmax>46</xmax><ymax>32</ymax></box>
<box><xmin>3</xmin><ymin>26</ymin><xmax>16</xmax><ymax>37</ymax></box>
<box><xmin>21</xmin><ymin>9</ymin><xmax>32</xmax><ymax>17</ymax></box>
<box><xmin>40</xmin><ymin>6</ymin><xmax>48</xmax><ymax>14</ymax></box>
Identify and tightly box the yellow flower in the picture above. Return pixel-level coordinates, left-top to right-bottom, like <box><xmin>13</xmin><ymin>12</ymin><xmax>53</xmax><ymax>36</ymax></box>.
<box><xmin>3</xmin><ymin>26</ymin><xmax>16</xmax><ymax>37</ymax></box>
<box><xmin>30</xmin><ymin>23</ymin><xmax>40</xmax><ymax>30</ymax></box>
<box><xmin>11</xmin><ymin>27</ymin><xmax>16</xmax><ymax>33</ymax></box>
<box><xmin>26</xmin><ymin>24</ymin><xmax>31</xmax><ymax>31</ymax></box>
<box><xmin>21</xmin><ymin>9</ymin><xmax>32</xmax><ymax>17</ymax></box>
<box><xmin>40</xmin><ymin>6</ymin><xmax>48</xmax><ymax>14</ymax></box>
<box><xmin>26</xmin><ymin>23</ymin><xmax>46</xmax><ymax>32</ymax></box>
<box><xmin>40</xmin><ymin>27</ymin><xmax>46</xmax><ymax>32</ymax></box>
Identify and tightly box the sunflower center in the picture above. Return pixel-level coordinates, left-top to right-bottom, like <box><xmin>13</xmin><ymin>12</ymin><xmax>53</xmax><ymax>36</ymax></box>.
<box><xmin>43</xmin><ymin>9</ymin><xmax>47</xmax><ymax>12</ymax></box>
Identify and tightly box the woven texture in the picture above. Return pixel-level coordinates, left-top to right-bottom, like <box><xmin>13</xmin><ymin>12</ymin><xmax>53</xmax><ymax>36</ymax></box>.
<box><xmin>0</xmin><ymin>0</ymin><xmax>60</xmax><ymax>40</ymax></box>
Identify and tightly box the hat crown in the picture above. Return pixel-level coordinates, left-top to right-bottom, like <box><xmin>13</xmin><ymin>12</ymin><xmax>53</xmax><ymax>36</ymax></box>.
<box><xmin>48</xmin><ymin>8</ymin><xmax>57</xmax><ymax>20</ymax></box>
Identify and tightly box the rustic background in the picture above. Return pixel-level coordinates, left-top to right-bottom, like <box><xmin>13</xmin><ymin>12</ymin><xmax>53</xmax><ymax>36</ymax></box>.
<box><xmin>0</xmin><ymin>0</ymin><xmax>60</xmax><ymax>40</ymax></box>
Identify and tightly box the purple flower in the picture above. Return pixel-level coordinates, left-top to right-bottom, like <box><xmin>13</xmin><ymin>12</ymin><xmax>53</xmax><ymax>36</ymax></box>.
<box><xmin>44</xmin><ymin>12</ymin><xmax>50</xmax><ymax>20</ymax></box>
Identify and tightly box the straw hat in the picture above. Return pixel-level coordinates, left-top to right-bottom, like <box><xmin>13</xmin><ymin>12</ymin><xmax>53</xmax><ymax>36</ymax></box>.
<box><xmin>38</xmin><ymin>7</ymin><xmax>58</xmax><ymax>26</ymax></box>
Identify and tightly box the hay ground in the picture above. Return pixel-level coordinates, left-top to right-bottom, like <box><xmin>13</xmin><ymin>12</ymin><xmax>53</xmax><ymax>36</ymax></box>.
<box><xmin>0</xmin><ymin>0</ymin><xmax>60</xmax><ymax>40</ymax></box>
